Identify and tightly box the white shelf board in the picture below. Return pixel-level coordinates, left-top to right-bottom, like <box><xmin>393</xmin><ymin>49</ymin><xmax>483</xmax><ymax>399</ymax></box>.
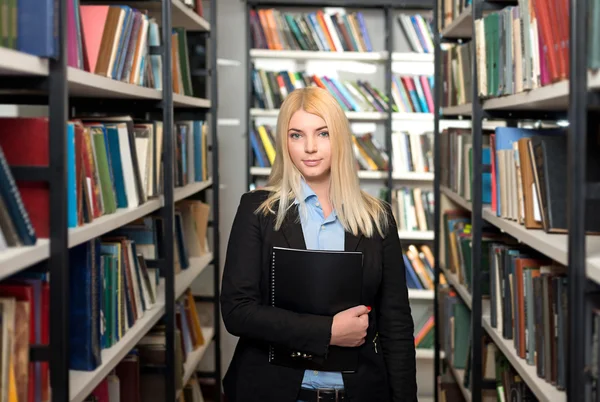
<box><xmin>250</xmin><ymin>167</ymin><xmax>271</xmax><ymax>176</ymax></box>
<box><xmin>441</xmin><ymin>186</ymin><xmax>472</xmax><ymax>211</ymax></box>
<box><xmin>398</xmin><ymin>231</ymin><xmax>434</xmax><ymax>240</ymax></box>
<box><xmin>441</xmin><ymin>103</ymin><xmax>472</xmax><ymax>116</ymax></box>
<box><xmin>69</xmin><ymin>198</ymin><xmax>162</xmax><ymax>248</ymax></box>
<box><xmin>415</xmin><ymin>349</ymin><xmax>435</xmax><ymax>359</ymax></box>
<box><xmin>175</xmin><ymin>254</ymin><xmax>213</xmax><ymax>300</ymax></box>
<box><xmin>174</xmin><ymin>179</ymin><xmax>213</xmax><ymax>202</ymax></box>
<box><xmin>448</xmin><ymin>363</ymin><xmax>471</xmax><ymax>402</ymax></box>
<box><xmin>0</xmin><ymin>181</ymin><xmax>212</xmax><ymax>277</ymax></box>
<box><xmin>391</xmin><ymin>52</ymin><xmax>434</xmax><ymax>63</ymax></box>
<box><xmin>0</xmin><ymin>48</ymin><xmax>49</xmax><ymax>75</ymax></box>
<box><xmin>250</xmin><ymin>109</ymin><xmax>387</xmax><ymax>120</ymax></box>
<box><xmin>482</xmin><ymin>316</ymin><xmax>566</xmax><ymax>402</ymax></box>
<box><xmin>0</xmin><ymin>105</ymin><xmax>49</xmax><ymax>117</ymax></box>
<box><xmin>109</xmin><ymin>0</ymin><xmax>210</xmax><ymax>31</ymax></box>
<box><xmin>481</xmin><ymin>207</ymin><xmax>571</xmax><ymax>266</ymax></box>
<box><xmin>70</xmin><ymin>281</ymin><xmax>166</xmax><ymax>402</ymax></box>
<box><xmin>408</xmin><ymin>289</ymin><xmax>434</xmax><ymax>300</ymax></box>
<box><xmin>392</xmin><ymin>172</ymin><xmax>434</xmax><ymax>181</ymax></box>
<box><xmin>0</xmin><ymin>240</ymin><xmax>50</xmax><ymax>280</ymax></box>
<box><xmin>441</xmin><ymin>6</ymin><xmax>473</xmax><ymax>39</ymax></box>
<box><xmin>483</xmin><ymin>71</ymin><xmax>600</xmax><ymax>111</ymax></box>
<box><xmin>440</xmin><ymin>265</ymin><xmax>472</xmax><ymax>309</ymax></box>
<box><xmin>249</xmin><ymin>49</ymin><xmax>387</xmax><ymax>62</ymax></box>
<box><xmin>392</xmin><ymin>112</ymin><xmax>433</xmax><ymax>121</ymax></box>
<box><xmin>182</xmin><ymin>327</ymin><xmax>215</xmax><ymax>385</ymax></box>
<box><xmin>68</xmin><ymin>68</ymin><xmax>162</xmax><ymax>100</ymax></box>
<box><xmin>173</xmin><ymin>94</ymin><xmax>211</xmax><ymax>108</ymax></box>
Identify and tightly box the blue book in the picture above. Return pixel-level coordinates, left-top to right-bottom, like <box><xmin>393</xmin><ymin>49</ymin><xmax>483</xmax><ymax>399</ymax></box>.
<box><xmin>0</xmin><ymin>146</ymin><xmax>37</xmax><ymax>245</ymax></box>
<box><xmin>17</xmin><ymin>0</ymin><xmax>56</xmax><ymax>57</ymax></box>
<box><xmin>194</xmin><ymin>121</ymin><xmax>203</xmax><ymax>181</ymax></box>
<box><xmin>330</xmin><ymin>77</ymin><xmax>361</xmax><ymax>112</ymax></box>
<box><xmin>403</xmin><ymin>254</ymin><xmax>422</xmax><ymax>289</ymax></box>
<box><xmin>69</xmin><ymin>240</ymin><xmax>102</xmax><ymax>371</ymax></box>
<box><xmin>114</xmin><ymin>7</ymin><xmax>134</xmax><ymax>80</ymax></box>
<box><xmin>106</xmin><ymin>126</ymin><xmax>128</xmax><ymax>208</ymax></box>
<box><xmin>412</xmin><ymin>78</ymin><xmax>430</xmax><ymax>113</ymax></box>
<box><xmin>250</xmin><ymin>129</ymin><xmax>267</xmax><ymax>168</ymax></box>
<box><xmin>67</xmin><ymin>123</ymin><xmax>77</xmax><ymax>228</ymax></box>
<box><xmin>356</xmin><ymin>13</ymin><xmax>372</xmax><ymax>51</ymax></box>
<box><xmin>307</xmin><ymin>13</ymin><xmax>329</xmax><ymax>51</ymax></box>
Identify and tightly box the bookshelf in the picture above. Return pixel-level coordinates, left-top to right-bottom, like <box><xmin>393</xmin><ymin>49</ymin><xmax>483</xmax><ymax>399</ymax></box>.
<box><xmin>0</xmin><ymin>0</ymin><xmax>221</xmax><ymax>401</ymax></box>
<box><xmin>433</xmin><ymin>0</ymin><xmax>592</xmax><ymax>401</ymax></box>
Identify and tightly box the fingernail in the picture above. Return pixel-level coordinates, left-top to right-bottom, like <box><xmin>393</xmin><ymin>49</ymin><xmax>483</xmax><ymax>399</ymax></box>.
<box><xmin>367</xmin><ymin>306</ymin><xmax>372</xmax><ymax>312</ymax></box>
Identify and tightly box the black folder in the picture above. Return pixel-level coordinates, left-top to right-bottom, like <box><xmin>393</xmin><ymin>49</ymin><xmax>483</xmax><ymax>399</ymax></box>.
<box><xmin>268</xmin><ymin>246</ymin><xmax>364</xmax><ymax>373</ymax></box>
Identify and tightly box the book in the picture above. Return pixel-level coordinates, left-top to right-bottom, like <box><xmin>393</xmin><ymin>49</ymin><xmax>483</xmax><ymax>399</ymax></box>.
<box><xmin>269</xmin><ymin>247</ymin><xmax>363</xmax><ymax>372</ymax></box>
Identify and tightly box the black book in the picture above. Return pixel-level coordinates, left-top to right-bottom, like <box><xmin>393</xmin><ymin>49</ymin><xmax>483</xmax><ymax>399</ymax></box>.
<box><xmin>269</xmin><ymin>246</ymin><xmax>363</xmax><ymax>373</ymax></box>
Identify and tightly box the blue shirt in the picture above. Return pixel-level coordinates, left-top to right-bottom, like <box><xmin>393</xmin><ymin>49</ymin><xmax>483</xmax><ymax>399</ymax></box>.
<box><xmin>296</xmin><ymin>179</ymin><xmax>345</xmax><ymax>391</ymax></box>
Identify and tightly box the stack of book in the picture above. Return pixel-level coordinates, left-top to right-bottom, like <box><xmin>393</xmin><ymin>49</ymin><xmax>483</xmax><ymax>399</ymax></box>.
<box><xmin>391</xmin><ymin>131</ymin><xmax>434</xmax><ymax>174</ymax></box>
<box><xmin>403</xmin><ymin>244</ymin><xmax>435</xmax><ymax>290</ymax></box>
<box><xmin>84</xmin><ymin>354</ymin><xmax>206</xmax><ymax>402</ymax></box>
<box><xmin>488</xmin><ymin>243</ymin><xmax>568</xmax><ymax>391</ymax></box>
<box><xmin>392</xmin><ymin>188</ymin><xmax>434</xmax><ymax>233</ymax></box>
<box><xmin>413</xmin><ymin>307</ymin><xmax>434</xmax><ymax>350</ymax></box>
<box><xmin>441</xmin><ymin>43</ymin><xmax>472</xmax><ymax>108</ymax></box>
<box><xmin>249</xmin><ymin>9</ymin><xmax>373</xmax><ymax>52</ymax></box>
<box><xmin>397</xmin><ymin>13</ymin><xmax>434</xmax><ymax>54</ymax></box>
<box><xmin>392</xmin><ymin>75</ymin><xmax>434</xmax><ymax>114</ymax></box>
<box><xmin>0</xmin><ymin>117</ymin><xmax>209</xmax><ymax>251</ymax></box>
<box><xmin>439</xmin><ymin>127</ymin><xmax>492</xmax><ymax>203</ymax></box>
<box><xmin>475</xmin><ymin>0</ymin><xmax>573</xmax><ymax>98</ymax></box>
<box><xmin>251</xmin><ymin>68</ymin><xmax>391</xmax><ymax>113</ymax></box>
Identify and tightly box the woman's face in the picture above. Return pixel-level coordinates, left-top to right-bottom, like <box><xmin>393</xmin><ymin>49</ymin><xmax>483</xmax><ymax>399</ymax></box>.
<box><xmin>287</xmin><ymin>109</ymin><xmax>332</xmax><ymax>182</ymax></box>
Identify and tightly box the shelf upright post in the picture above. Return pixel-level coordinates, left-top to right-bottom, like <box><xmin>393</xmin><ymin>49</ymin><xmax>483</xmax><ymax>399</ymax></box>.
<box><xmin>246</xmin><ymin>2</ymin><xmax>254</xmax><ymax>191</ymax></box>
<box><xmin>210</xmin><ymin>0</ymin><xmax>223</xmax><ymax>398</ymax></box>
<box><xmin>432</xmin><ymin>0</ymin><xmax>442</xmax><ymax>400</ymax></box>
<box><xmin>567</xmin><ymin>0</ymin><xmax>587</xmax><ymax>399</ymax></box>
<box><xmin>384</xmin><ymin>5</ymin><xmax>393</xmax><ymax>203</ymax></box>
<box><xmin>470</xmin><ymin>0</ymin><xmax>483</xmax><ymax>400</ymax></box>
<box><xmin>49</xmin><ymin>0</ymin><xmax>69</xmax><ymax>399</ymax></box>
<box><xmin>161</xmin><ymin>0</ymin><xmax>176</xmax><ymax>399</ymax></box>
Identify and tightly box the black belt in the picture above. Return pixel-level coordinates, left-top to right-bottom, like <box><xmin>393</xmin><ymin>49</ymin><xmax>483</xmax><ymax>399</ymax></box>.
<box><xmin>297</xmin><ymin>388</ymin><xmax>346</xmax><ymax>402</ymax></box>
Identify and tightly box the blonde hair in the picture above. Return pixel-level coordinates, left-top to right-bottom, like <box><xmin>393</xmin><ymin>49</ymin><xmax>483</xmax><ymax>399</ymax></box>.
<box><xmin>255</xmin><ymin>87</ymin><xmax>389</xmax><ymax>238</ymax></box>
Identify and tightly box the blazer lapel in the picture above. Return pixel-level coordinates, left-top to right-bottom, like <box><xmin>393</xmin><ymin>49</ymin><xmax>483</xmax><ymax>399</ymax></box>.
<box><xmin>281</xmin><ymin>204</ymin><xmax>307</xmax><ymax>250</ymax></box>
<box><xmin>345</xmin><ymin>230</ymin><xmax>363</xmax><ymax>252</ymax></box>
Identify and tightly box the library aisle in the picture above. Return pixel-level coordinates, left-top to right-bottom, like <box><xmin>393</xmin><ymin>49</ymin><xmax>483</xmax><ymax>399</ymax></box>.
<box><xmin>0</xmin><ymin>0</ymin><xmax>220</xmax><ymax>401</ymax></box>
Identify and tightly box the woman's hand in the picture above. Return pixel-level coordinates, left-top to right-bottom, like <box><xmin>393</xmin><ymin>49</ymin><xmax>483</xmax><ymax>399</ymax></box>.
<box><xmin>330</xmin><ymin>305</ymin><xmax>371</xmax><ymax>347</ymax></box>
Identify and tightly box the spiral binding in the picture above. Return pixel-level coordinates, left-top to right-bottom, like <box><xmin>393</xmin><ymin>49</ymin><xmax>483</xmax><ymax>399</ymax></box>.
<box><xmin>269</xmin><ymin>249</ymin><xmax>276</xmax><ymax>362</ymax></box>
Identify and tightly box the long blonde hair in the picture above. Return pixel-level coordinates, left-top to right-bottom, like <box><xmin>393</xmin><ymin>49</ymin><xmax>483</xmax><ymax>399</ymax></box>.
<box><xmin>256</xmin><ymin>87</ymin><xmax>389</xmax><ymax>238</ymax></box>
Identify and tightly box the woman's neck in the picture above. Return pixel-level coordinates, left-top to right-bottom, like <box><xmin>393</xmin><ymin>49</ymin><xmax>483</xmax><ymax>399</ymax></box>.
<box><xmin>304</xmin><ymin>175</ymin><xmax>332</xmax><ymax>217</ymax></box>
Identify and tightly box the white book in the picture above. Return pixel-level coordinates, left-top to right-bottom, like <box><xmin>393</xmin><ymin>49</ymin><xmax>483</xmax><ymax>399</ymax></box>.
<box><xmin>117</xmin><ymin>124</ymin><xmax>139</xmax><ymax>208</ymax></box>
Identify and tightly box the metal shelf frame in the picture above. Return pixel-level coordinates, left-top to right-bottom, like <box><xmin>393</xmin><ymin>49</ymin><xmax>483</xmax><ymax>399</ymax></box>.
<box><xmin>433</xmin><ymin>0</ymin><xmax>589</xmax><ymax>401</ymax></box>
<box><xmin>0</xmin><ymin>0</ymin><xmax>221</xmax><ymax>400</ymax></box>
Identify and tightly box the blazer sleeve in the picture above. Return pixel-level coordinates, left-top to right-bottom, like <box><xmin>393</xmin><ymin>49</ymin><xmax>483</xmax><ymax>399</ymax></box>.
<box><xmin>220</xmin><ymin>192</ymin><xmax>334</xmax><ymax>357</ymax></box>
<box><xmin>376</xmin><ymin>204</ymin><xmax>418</xmax><ymax>402</ymax></box>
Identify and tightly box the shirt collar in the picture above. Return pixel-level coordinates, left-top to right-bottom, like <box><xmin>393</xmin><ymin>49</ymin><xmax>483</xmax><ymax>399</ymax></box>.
<box><xmin>295</xmin><ymin>178</ymin><xmax>317</xmax><ymax>205</ymax></box>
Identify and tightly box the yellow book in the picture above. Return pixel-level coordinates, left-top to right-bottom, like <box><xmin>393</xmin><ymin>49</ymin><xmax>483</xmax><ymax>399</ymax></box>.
<box><xmin>186</xmin><ymin>290</ymin><xmax>205</xmax><ymax>347</ymax></box>
<box><xmin>257</xmin><ymin>125</ymin><xmax>276</xmax><ymax>165</ymax></box>
<box><xmin>8</xmin><ymin>353</ymin><xmax>17</xmax><ymax>402</ymax></box>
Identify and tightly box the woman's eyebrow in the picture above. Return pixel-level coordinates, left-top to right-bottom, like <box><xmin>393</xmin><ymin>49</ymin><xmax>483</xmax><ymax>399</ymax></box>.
<box><xmin>288</xmin><ymin>126</ymin><xmax>328</xmax><ymax>132</ymax></box>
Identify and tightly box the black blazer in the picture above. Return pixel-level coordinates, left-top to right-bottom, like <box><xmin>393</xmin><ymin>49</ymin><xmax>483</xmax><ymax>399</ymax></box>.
<box><xmin>220</xmin><ymin>190</ymin><xmax>417</xmax><ymax>402</ymax></box>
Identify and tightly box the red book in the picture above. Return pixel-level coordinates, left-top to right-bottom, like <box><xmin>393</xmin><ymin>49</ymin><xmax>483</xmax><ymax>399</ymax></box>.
<box><xmin>0</xmin><ymin>118</ymin><xmax>50</xmax><ymax>238</ymax></box>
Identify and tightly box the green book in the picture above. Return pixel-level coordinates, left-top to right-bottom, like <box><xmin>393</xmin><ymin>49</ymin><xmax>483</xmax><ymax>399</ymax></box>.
<box><xmin>453</xmin><ymin>302</ymin><xmax>471</xmax><ymax>369</ymax></box>
<box><xmin>92</xmin><ymin>127</ymin><xmax>117</xmax><ymax>214</ymax></box>
<box><xmin>174</xmin><ymin>27</ymin><xmax>194</xmax><ymax>97</ymax></box>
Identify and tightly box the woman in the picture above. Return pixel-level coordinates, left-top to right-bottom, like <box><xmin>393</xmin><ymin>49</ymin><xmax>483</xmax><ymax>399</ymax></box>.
<box><xmin>220</xmin><ymin>87</ymin><xmax>417</xmax><ymax>402</ymax></box>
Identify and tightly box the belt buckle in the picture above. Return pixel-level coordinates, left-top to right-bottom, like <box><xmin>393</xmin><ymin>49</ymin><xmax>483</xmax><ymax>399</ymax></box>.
<box><xmin>316</xmin><ymin>389</ymin><xmax>340</xmax><ymax>402</ymax></box>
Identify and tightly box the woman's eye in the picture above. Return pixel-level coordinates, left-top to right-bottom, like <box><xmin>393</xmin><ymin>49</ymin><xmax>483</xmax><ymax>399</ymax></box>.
<box><xmin>319</xmin><ymin>131</ymin><xmax>329</xmax><ymax>137</ymax></box>
<box><xmin>290</xmin><ymin>132</ymin><xmax>301</xmax><ymax>139</ymax></box>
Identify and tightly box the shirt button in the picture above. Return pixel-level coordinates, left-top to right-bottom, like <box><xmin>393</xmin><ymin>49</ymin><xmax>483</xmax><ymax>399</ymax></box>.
<box><xmin>315</xmin><ymin>202</ymin><xmax>320</xmax><ymax>207</ymax></box>
<box><xmin>314</xmin><ymin>371</ymin><xmax>319</xmax><ymax>375</ymax></box>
